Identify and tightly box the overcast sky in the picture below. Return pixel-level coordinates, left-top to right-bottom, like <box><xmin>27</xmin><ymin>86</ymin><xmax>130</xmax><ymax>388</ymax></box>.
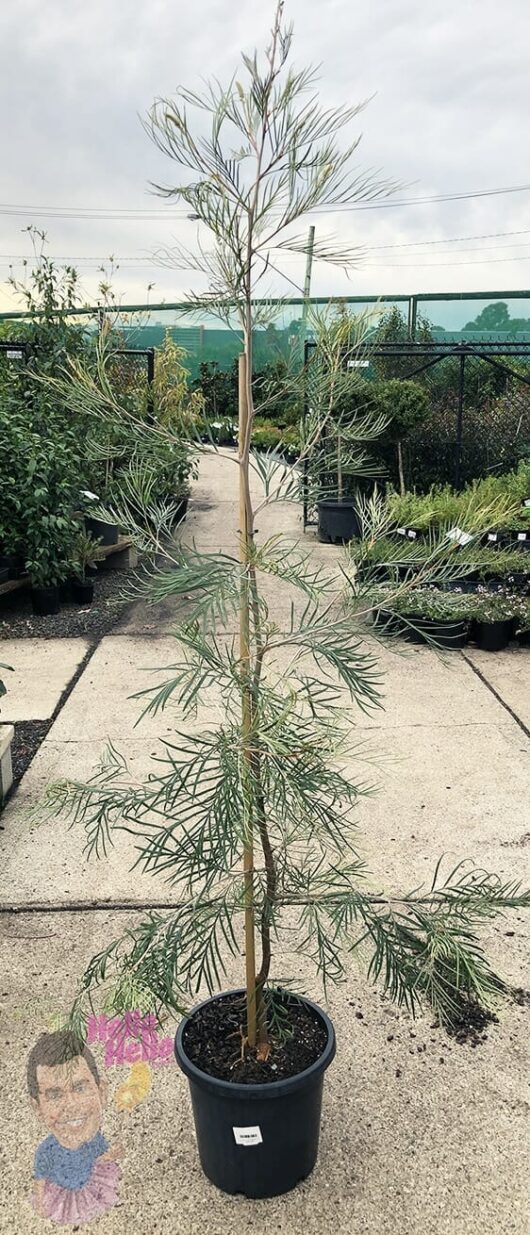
<box><xmin>1</xmin><ymin>0</ymin><xmax>530</xmax><ymax>315</ymax></box>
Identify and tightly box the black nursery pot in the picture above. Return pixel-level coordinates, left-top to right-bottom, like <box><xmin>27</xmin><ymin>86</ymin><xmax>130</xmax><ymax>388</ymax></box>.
<box><xmin>317</xmin><ymin>499</ymin><xmax>361</xmax><ymax>544</ymax></box>
<box><xmin>403</xmin><ymin>617</ymin><xmax>468</xmax><ymax>650</ymax></box>
<box><xmin>175</xmin><ymin>990</ymin><xmax>336</xmax><ymax>1199</ymax></box>
<box><xmin>71</xmin><ymin>578</ymin><xmax>94</xmax><ymax>605</ymax></box>
<box><xmin>31</xmin><ymin>585</ymin><xmax>60</xmax><ymax>616</ymax></box>
<box><xmin>84</xmin><ymin>515</ymin><xmax>119</xmax><ymax>546</ymax></box>
<box><xmin>474</xmin><ymin>618</ymin><xmax>516</xmax><ymax>652</ymax></box>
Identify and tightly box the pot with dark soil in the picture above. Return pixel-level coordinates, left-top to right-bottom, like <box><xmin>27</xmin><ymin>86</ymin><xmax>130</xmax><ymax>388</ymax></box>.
<box><xmin>85</xmin><ymin>515</ymin><xmax>119</xmax><ymax>546</ymax></box>
<box><xmin>175</xmin><ymin>990</ymin><xmax>335</xmax><ymax>1198</ymax></box>
<box><xmin>317</xmin><ymin>498</ymin><xmax>361</xmax><ymax>544</ymax></box>
<box><xmin>31</xmin><ymin>585</ymin><xmax>60</xmax><ymax>616</ymax></box>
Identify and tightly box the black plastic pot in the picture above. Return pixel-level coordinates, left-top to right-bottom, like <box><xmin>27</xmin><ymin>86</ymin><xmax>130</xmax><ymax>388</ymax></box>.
<box><xmin>517</xmin><ymin>629</ymin><xmax>530</xmax><ymax>647</ymax></box>
<box><xmin>0</xmin><ymin>567</ymin><xmax>9</xmax><ymax>585</ymax></box>
<box><xmin>175</xmin><ymin>990</ymin><xmax>336</xmax><ymax>1199</ymax></box>
<box><xmin>31</xmin><ymin>585</ymin><xmax>60</xmax><ymax>616</ymax></box>
<box><xmin>85</xmin><ymin>515</ymin><xmax>119</xmax><ymax>546</ymax></box>
<box><xmin>473</xmin><ymin>618</ymin><xmax>516</xmax><ymax>652</ymax></box>
<box><xmin>59</xmin><ymin>578</ymin><xmax>73</xmax><ymax>603</ymax></box>
<box><xmin>372</xmin><ymin>608</ymin><xmax>403</xmax><ymax>633</ymax></box>
<box><xmin>509</xmin><ymin>530</ymin><xmax>530</xmax><ymax>550</ymax></box>
<box><xmin>403</xmin><ymin>617</ymin><xmax>468</xmax><ymax>649</ymax></box>
<box><xmin>71</xmin><ymin>578</ymin><xmax>94</xmax><ymax>605</ymax></box>
<box><xmin>317</xmin><ymin>499</ymin><xmax>361</xmax><ymax>544</ymax></box>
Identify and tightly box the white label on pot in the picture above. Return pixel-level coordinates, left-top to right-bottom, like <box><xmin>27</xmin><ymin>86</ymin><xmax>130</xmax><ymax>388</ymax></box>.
<box><xmin>396</xmin><ymin>527</ymin><xmax>406</xmax><ymax>537</ymax></box>
<box><xmin>517</xmin><ymin>532</ymin><xmax>527</xmax><ymax>542</ymax></box>
<box><xmin>81</xmin><ymin>489</ymin><xmax>100</xmax><ymax>502</ymax></box>
<box><xmin>233</xmin><ymin>1125</ymin><xmax>263</xmax><ymax>1147</ymax></box>
<box><xmin>524</xmin><ymin>499</ymin><xmax>530</xmax><ymax>508</ymax></box>
<box><xmin>487</xmin><ymin>533</ymin><xmax>498</xmax><ymax>542</ymax></box>
<box><xmin>407</xmin><ymin>530</ymin><xmax>417</xmax><ymax>540</ymax></box>
<box><xmin>6</xmin><ymin>349</ymin><xmax>23</xmax><ymax>359</ymax></box>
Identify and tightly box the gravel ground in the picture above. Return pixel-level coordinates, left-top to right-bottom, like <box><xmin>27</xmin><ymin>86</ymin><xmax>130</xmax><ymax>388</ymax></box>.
<box><xmin>0</xmin><ymin>567</ymin><xmax>137</xmax><ymax>641</ymax></box>
<box><xmin>8</xmin><ymin>718</ymin><xmax>53</xmax><ymax>789</ymax></box>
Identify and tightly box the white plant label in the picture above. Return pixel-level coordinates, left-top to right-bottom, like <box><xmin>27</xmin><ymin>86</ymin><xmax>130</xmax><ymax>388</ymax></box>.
<box><xmin>233</xmin><ymin>1125</ymin><xmax>263</xmax><ymax>1147</ymax></box>
<box><xmin>81</xmin><ymin>489</ymin><xmax>100</xmax><ymax>501</ymax></box>
<box><xmin>397</xmin><ymin>527</ymin><xmax>406</xmax><ymax>537</ymax></box>
<box><xmin>447</xmin><ymin>526</ymin><xmax>473</xmax><ymax>547</ymax></box>
<box><xmin>6</xmin><ymin>349</ymin><xmax>23</xmax><ymax>359</ymax></box>
<box><xmin>517</xmin><ymin>532</ymin><xmax>527</xmax><ymax>542</ymax></box>
<box><xmin>407</xmin><ymin>530</ymin><xmax>417</xmax><ymax>540</ymax></box>
<box><xmin>487</xmin><ymin>533</ymin><xmax>498</xmax><ymax>542</ymax></box>
<box><xmin>524</xmin><ymin>499</ymin><xmax>530</xmax><ymax>508</ymax></box>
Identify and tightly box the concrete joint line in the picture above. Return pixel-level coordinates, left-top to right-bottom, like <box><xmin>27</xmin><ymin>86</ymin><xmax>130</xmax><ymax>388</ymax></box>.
<box><xmin>462</xmin><ymin>652</ymin><xmax>530</xmax><ymax>742</ymax></box>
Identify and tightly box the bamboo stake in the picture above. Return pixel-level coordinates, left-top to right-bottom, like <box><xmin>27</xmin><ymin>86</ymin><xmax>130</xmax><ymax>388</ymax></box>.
<box><xmin>238</xmin><ymin>351</ymin><xmax>257</xmax><ymax>1048</ymax></box>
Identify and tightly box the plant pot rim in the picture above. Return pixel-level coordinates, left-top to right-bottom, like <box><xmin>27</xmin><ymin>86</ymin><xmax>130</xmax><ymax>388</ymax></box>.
<box><xmin>317</xmin><ymin>497</ymin><xmax>358</xmax><ymax>510</ymax></box>
<box><xmin>175</xmin><ymin>988</ymin><xmax>336</xmax><ymax>1100</ymax></box>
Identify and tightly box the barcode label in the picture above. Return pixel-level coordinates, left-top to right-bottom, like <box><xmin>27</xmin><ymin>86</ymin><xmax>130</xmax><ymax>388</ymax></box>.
<box><xmin>233</xmin><ymin>1126</ymin><xmax>263</xmax><ymax>1147</ymax></box>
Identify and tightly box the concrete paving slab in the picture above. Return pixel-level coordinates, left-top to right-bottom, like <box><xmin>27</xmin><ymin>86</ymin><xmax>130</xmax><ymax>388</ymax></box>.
<box><xmin>1</xmin><ymin>638</ymin><xmax>90</xmax><ymax>721</ymax></box>
<box><xmin>0</xmin><ymin>909</ymin><xmax>527</xmax><ymax>1235</ymax></box>
<box><xmin>0</xmin><ymin>738</ymin><xmax>183</xmax><ymax>905</ymax></box>
<box><xmin>464</xmin><ymin>645</ymin><xmax>530</xmax><ymax>731</ymax></box>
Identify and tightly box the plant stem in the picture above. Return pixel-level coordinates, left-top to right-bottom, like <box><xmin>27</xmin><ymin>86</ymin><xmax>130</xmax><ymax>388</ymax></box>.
<box><xmin>238</xmin><ymin>352</ymin><xmax>258</xmax><ymax>1048</ymax></box>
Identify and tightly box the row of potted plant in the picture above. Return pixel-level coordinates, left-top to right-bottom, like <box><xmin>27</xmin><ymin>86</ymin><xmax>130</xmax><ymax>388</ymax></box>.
<box><xmin>373</xmin><ymin>585</ymin><xmax>530</xmax><ymax>652</ymax></box>
<box><xmin>386</xmin><ymin>462</ymin><xmax>530</xmax><ymax>545</ymax></box>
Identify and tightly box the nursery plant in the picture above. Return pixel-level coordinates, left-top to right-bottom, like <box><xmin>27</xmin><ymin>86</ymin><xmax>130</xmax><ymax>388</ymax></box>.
<box><xmin>43</xmin><ymin>3</ymin><xmax>530</xmax><ymax>1199</ymax></box>
<box><xmin>308</xmin><ymin>308</ymin><xmax>389</xmax><ymax>543</ymax></box>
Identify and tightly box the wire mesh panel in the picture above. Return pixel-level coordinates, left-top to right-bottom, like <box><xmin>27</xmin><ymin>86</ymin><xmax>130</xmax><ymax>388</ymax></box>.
<box><xmin>302</xmin><ymin>340</ymin><xmax>530</xmax><ymax>527</ymax></box>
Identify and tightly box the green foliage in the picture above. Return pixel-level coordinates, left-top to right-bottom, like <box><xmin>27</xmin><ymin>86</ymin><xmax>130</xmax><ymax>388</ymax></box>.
<box><xmin>71</xmin><ymin>533</ymin><xmax>101</xmax><ymax>583</ymax></box>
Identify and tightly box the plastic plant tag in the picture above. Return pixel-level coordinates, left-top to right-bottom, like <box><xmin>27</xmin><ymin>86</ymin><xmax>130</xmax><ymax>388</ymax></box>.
<box><xmin>487</xmin><ymin>533</ymin><xmax>498</xmax><ymax>542</ymax></box>
<box><xmin>81</xmin><ymin>490</ymin><xmax>100</xmax><ymax>502</ymax></box>
<box><xmin>517</xmin><ymin>532</ymin><xmax>527</xmax><ymax>542</ymax></box>
<box><xmin>406</xmin><ymin>529</ymin><xmax>417</xmax><ymax>540</ymax></box>
<box><xmin>524</xmin><ymin>499</ymin><xmax>530</xmax><ymax>508</ymax></box>
<box><xmin>233</xmin><ymin>1126</ymin><xmax>263</xmax><ymax>1147</ymax></box>
<box><xmin>447</xmin><ymin>526</ymin><xmax>473</xmax><ymax>547</ymax></box>
<box><xmin>396</xmin><ymin>527</ymin><xmax>406</xmax><ymax>537</ymax></box>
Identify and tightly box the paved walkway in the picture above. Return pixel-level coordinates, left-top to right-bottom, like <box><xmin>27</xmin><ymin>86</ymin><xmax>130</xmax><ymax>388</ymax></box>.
<box><xmin>0</xmin><ymin>453</ymin><xmax>528</xmax><ymax>1234</ymax></box>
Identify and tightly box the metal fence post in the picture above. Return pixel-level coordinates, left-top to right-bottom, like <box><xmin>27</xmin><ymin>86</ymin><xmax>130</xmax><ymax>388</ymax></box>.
<box><xmin>454</xmin><ymin>349</ymin><xmax>466</xmax><ymax>490</ymax></box>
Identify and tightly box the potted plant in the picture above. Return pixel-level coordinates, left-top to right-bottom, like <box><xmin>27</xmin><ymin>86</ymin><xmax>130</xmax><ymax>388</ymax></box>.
<box><xmin>469</xmin><ymin>589</ymin><xmax>523</xmax><ymax>652</ymax></box>
<box><xmin>376</xmin><ymin>379</ymin><xmax>430</xmax><ymax>498</ymax></box>
<box><xmin>43</xmin><ymin>6</ymin><xmax>530</xmax><ymax>1202</ymax></box>
<box><xmin>390</xmin><ymin>587</ymin><xmax>471</xmax><ymax>650</ymax></box>
<box><xmin>312</xmin><ymin>311</ymin><xmax>388</xmax><ymax>544</ymax></box>
<box><xmin>472</xmin><ymin>588</ymin><xmax>523</xmax><ymax>650</ymax></box>
<box><xmin>70</xmin><ymin>533</ymin><xmax>101</xmax><ymax>605</ymax></box>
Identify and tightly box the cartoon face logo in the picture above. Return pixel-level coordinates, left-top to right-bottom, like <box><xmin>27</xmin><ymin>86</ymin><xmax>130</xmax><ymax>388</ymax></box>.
<box><xmin>27</xmin><ymin>1031</ymin><xmax>123</xmax><ymax>1225</ymax></box>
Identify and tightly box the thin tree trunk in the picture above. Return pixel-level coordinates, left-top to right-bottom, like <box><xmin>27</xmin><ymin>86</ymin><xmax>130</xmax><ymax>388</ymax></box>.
<box><xmin>397</xmin><ymin>439</ymin><xmax>406</xmax><ymax>497</ymax></box>
<box><xmin>238</xmin><ymin>351</ymin><xmax>257</xmax><ymax>1048</ymax></box>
